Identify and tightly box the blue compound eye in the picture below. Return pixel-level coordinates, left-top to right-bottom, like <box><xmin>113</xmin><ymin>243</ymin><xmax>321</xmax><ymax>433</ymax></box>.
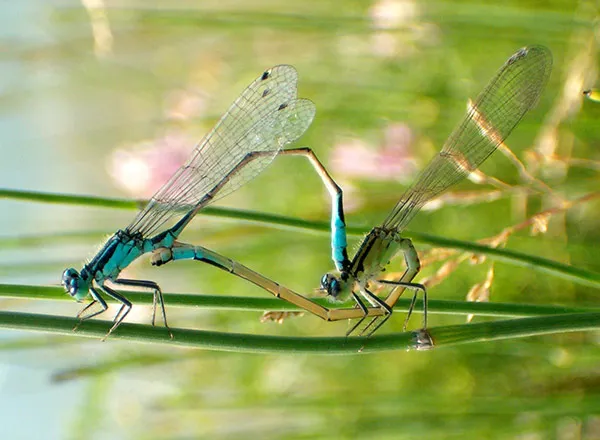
<box><xmin>330</xmin><ymin>279</ymin><xmax>341</xmax><ymax>298</ymax></box>
<box><xmin>62</xmin><ymin>268</ymin><xmax>81</xmax><ymax>297</ymax></box>
<box><xmin>320</xmin><ymin>274</ymin><xmax>329</xmax><ymax>290</ymax></box>
<box><xmin>319</xmin><ymin>274</ymin><xmax>342</xmax><ymax>298</ymax></box>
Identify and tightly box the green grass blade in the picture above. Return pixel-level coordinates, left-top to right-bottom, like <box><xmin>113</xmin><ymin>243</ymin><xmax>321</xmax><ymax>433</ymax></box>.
<box><xmin>2</xmin><ymin>188</ymin><xmax>600</xmax><ymax>289</ymax></box>
<box><xmin>0</xmin><ymin>311</ymin><xmax>598</xmax><ymax>353</ymax></box>
<box><xmin>1</xmin><ymin>283</ymin><xmax>597</xmax><ymax>317</ymax></box>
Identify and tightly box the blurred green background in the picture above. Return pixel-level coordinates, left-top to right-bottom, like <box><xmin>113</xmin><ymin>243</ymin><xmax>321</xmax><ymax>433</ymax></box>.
<box><xmin>1</xmin><ymin>0</ymin><xmax>600</xmax><ymax>438</ymax></box>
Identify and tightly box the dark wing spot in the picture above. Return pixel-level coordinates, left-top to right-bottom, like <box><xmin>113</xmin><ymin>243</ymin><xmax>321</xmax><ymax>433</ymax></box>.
<box><xmin>507</xmin><ymin>48</ymin><xmax>527</xmax><ymax>65</ymax></box>
<box><xmin>261</xmin><ymin>70</ymin><xmax>271</xmax><ymax>81</ymax></box>
<box><xmin>277</xmin><ymin>102</ymin><xmax>289</xmax><ymax>111</ymax></box>
<box><xmin>262</xmin><ymin>88</ymin><xmax>270</xmax><ymax>98</ymax></box>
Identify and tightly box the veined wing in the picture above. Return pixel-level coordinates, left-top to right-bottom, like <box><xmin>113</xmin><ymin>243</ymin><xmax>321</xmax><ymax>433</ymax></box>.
<box><xmin>383</xmin><ymin>45</ymin><xmax>552</xmax><ymax>231</ymax></box>
<box><xmin>126</xmin><ymin>65</ymin><xmax>315</xmax><ymax>237</ymax></box>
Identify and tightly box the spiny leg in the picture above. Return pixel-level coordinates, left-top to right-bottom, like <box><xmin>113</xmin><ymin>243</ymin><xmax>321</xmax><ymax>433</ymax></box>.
<box><xmin>381</xmin><ymin>236</ymin><xmax>427</xmax><ymax>329</ymax></box>
<box><xmin>100</xmin><ymin>284</ymin><xmax>132</xmax><ymax>339</ymax></box>
<box><xmin>379</xmin><ymin>279</ymin><xmax>427</xmax><ymax>330</ymax></box>
<box><xmin>113</xmin><ymin>278</ymin><xmax>172</xmax><ymax>338</ymax></box>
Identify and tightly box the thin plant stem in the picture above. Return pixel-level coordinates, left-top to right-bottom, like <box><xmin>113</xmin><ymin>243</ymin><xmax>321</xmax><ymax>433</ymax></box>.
<box><xmin>2</xmin><ymin>188</ymin><xmax>600</xmax><ymax>289</ymax></box>
<box><xmin>0</xmin><ymin>311</ymin><xmax>598</xmax><ymax>353</ymax></box>
<box><xmin>1</xmin><ymin>283</ymin><xmax>597</xmax><ymax>317</ymax></box>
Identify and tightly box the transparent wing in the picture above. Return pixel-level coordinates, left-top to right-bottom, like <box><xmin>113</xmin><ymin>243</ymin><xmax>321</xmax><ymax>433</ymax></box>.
<box><xmin>126</xmin><ymin>65</ymin><xmax>315</xmax><ymax>237</ymax></box>
<box><xmin>383</xmin><ymin>45</ymin><xmax>552</xmax><ymax>231</ymax></box>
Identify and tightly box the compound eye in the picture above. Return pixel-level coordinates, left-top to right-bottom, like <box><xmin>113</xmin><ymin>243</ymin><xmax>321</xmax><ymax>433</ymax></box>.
<box><xmin>320</xmin><ymin>274</ymin><xmax>330</xmax><ymax>290</ymax></box>
<box><xmin>329</xmin><ymin>279</ymin><xmax>341</xmax><ymax>298</ymax></box>
<box><xmin>62</xmin><ymin>268</ymin><xmax>78</xmax><ymax>283</ymax></box>
<box><xmin>62</xmin><ymin>268</ymin><xmax>80</xmax><ymax>296</ymax></box>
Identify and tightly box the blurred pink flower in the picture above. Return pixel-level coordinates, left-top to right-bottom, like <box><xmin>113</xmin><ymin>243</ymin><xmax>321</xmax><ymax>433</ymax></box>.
<box><xmin>109</xmin><ymin>79</ymin><xmax>212</xmax><ymax>198</ymax></box>
<box><xmin>331</xmin><ymin>123</ymin><xmax>417</xmax><ymax>183</ymax></box>
<box><xmin>109</xmin><ymin>133</ymin><xmax>194</xmax><ymax>197</ymax></box>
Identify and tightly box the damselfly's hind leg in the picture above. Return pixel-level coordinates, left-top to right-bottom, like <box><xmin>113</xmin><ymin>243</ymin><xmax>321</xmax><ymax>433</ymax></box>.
<box><xmin>378</xmin><ymin>280</ymin><xmax>427</xmax><ymax>330</ymax></box>
<box><xmin>113</xmin><ymin>278</ymin><xmax>172</xmax><ymax>338</ymax></box>
<box><xmin>382</xmin><ymin>236</ymin><xmax>427</xmax><ymax>330</ymax></box>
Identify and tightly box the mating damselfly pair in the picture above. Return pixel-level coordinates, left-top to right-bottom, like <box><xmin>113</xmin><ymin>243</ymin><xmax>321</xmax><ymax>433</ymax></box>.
<box><xmin>63</xmin><ymin>45</ymin><xmax>552</xmax><ymax>340</ymax></box>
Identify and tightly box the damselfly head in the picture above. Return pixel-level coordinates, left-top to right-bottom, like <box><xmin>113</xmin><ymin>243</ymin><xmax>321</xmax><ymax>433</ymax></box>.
<box><xmin>62</xmin><ymin>268</ymin><xmax>90</xmax><ymax>302</ymax></box>
<box><xmin>320</xmin><ymin>272</ymin><xmax>350</xmax><ymax>302</ymax></box>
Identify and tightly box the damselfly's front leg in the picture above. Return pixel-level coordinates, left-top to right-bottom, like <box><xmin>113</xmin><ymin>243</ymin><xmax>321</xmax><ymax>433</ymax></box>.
<box><xmin>74</xmin><ymin>283</ymin><xmax>133</xmax><ymax>339</ymax></box>
<box><xmin>354</xmin><ymin>287</ymin><xmax>393</xmax><ymax>337</ymax></box>
<box><xmin>74</xmin><ymin>287</ymin><xmax>108</xmax><ymax>331</ymax></box>
<box><xmin>99</xmin><ymin>284</ymin><xmax>132</xmax><ymax>340</ymax></box>
<box><xmin>344</xmin><ymin>292</ymin><xmax>370</xmax><ymax>337</ymax></box>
